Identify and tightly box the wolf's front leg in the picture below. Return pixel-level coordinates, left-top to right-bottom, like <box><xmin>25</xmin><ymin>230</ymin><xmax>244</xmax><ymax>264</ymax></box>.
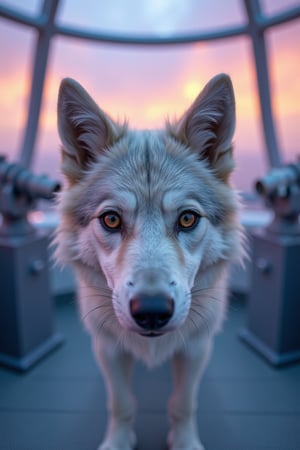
<box><xmin>93</xmin><ymin>339</ymin><xmax>136</xmax><ymax>450</ymax></box>
<box><xmin>168</xmin><ymin>336</ymin><xmax>212</xmax><ymax>450</ymax></box>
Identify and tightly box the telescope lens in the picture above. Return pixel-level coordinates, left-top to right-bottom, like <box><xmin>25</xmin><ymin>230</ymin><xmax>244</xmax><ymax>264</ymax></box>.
<box><xmin>255</xmin><ymin>180</ymin><xmax>265</xmax><ymax>195</ymax></box>
<box><xmin>53</xmin><ymin>182</ymin><xmax>61</xmax><ymax>193</ymax></box>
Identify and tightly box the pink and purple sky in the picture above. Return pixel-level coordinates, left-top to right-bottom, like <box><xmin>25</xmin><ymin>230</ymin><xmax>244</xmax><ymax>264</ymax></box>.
<box><xmin>0</xmin><ymin>0</ymin><xmax>299</xmax><ymax>191</ymax></box>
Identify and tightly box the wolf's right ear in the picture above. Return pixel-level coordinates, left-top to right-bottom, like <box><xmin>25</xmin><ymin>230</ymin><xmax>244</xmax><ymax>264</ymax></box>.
<box><xmin>57</xmin><ymin>78</ymin><xmax>126</xmax><ymax>184</ymax></box>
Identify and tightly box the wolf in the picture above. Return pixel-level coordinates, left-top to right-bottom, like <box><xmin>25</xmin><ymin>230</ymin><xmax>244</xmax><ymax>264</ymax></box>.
<box><xmin>55</xmin><ymin>73</ymin><xmax>243</xmax><ymax>450</ymax></box>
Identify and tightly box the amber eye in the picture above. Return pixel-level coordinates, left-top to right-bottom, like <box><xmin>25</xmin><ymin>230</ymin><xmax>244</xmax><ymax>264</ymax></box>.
<box><xmin>178</xmin><ymin>211</ymin><xmax>200</xmax><ymax>231</ymax></box>
<box><xmin>100</xmin><ymin>211</ymin><xmax>122</xmax><ymax>231</ymax></box>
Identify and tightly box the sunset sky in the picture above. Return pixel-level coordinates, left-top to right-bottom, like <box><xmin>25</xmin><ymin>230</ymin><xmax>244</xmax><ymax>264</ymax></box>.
<box><xmin>0</xmin><ymin>0</ymin><xmax>299</xmax><ymax>191</ymax></box>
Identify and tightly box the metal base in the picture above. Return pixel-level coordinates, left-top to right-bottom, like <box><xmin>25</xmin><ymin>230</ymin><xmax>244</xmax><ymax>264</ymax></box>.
<box><xmin>0</xmin><ymin>332</ymin><xmax>64</xmax><ymax>372</ymax></box>
<box><xmin>240</xmin><ymin>328</ymin><xmax>300</xmax><ymax>367</ymax></box>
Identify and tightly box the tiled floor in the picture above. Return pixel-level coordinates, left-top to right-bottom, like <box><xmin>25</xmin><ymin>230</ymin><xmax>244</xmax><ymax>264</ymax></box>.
<box><xmin>0</xmin><ymin>295</ymin><xmax>300</xmax><ymax>450</ymax></box>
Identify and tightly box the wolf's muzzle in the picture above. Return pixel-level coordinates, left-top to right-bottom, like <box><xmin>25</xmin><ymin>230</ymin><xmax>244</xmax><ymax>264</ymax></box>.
<box><xmin>130</xmin><ymin>294</ymin><xmax>174</xmax><ymax>333</ymax></box>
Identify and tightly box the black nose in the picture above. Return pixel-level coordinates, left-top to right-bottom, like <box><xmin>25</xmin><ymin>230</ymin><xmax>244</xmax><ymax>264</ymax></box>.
<box><xmin>130</xmin><ymin>294</ymin><xmax>174</xmax><ymax>331</ymax></box>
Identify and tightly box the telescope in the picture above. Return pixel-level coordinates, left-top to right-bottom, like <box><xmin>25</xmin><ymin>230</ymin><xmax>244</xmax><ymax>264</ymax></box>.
<box><xmin>0</xmin><ymin>155</ymin><xmax>60</xmax><ymax>201</ymax></box>
<box><xmin>255</xmin><ymin>160</ymin><xmax>300</xmax><ymax>234</ymax></box>
<box><xmin>0</xmin><ymin>156</ymin><xmax>63</xmax><ymax>370</ymax></box>
<box><xmin>255</xmin><ymin>162</ymin><xmax>300</xmax><ymax>199</ymax></box>
<box><xmin>0</xmin><ymin>155</ymin><xmax>61</xmax><ymax>235</ymax></box>
<box><xmin>241</xmin><ymin>160</ymin><xmax>300</xmax><ymax>367</ymax></box>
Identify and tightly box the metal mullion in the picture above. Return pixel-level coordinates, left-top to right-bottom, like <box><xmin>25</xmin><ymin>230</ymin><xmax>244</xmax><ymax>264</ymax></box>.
<box><xmin>244</xmin><ymin>0</ymin><xmax>282</xmax><ymax>168</ymax></box>
<box><xmin>19</xmin><ymin>0</ymin><xmax>60</xmax><ymax>168</ymax></box>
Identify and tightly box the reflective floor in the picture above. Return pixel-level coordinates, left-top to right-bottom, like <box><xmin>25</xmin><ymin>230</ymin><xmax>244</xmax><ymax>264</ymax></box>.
<box><xmin>0</xmin><ymin>295</ymin><xmax>300</xmax><ymax>450</ymax></box>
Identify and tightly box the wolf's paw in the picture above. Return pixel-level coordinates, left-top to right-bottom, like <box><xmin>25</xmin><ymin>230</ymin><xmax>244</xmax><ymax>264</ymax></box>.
<box><xmin>167</xmin><ymin>429</ymin><xmax>205</xmax><ymax>450</ymax></box>
<box><xmin>98</xmin><ymin>429</ymin><xmax>137</xmax><ymax>450</ymax></box>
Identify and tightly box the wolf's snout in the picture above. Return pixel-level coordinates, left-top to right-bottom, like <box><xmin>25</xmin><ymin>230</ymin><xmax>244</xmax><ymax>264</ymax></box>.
<box><xmin>130</xmin><ymin>294</ymin><xmax>174</xmax><ymax>331</ymax></box>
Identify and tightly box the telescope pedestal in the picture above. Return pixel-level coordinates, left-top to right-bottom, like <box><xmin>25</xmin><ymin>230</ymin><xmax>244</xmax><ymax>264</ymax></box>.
<box><xmin>240</xmin><ymin>228</ymin><xmax>300</xmax><ymax>366</ymax></box>
<box><xmin>0</xmin><ymin>231</ymin><xmax>63</xmax><ymax>371</ymax></box>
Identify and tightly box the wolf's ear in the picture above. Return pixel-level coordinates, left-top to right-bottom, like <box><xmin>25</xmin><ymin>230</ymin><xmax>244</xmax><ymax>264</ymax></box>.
<box><xmin>168</xmin><ymin>73</ymin><xmax>235</xmax><ymax>182</ymax></box>
<box><xmin>57</xmin><ymin>78</ymin><xmax>126</xmax><ymax>184</ymax></box>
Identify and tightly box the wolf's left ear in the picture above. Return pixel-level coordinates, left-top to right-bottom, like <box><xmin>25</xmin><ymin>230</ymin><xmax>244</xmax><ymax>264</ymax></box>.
<box><xmin>57</xmin><ymin>78</ymin><xmax>126</xmax><ymax>184</ymax></box>
<box><xmin>169</xmin><ymin>73</ymin><xmax>236</xmax><ymax>182</ymax></box>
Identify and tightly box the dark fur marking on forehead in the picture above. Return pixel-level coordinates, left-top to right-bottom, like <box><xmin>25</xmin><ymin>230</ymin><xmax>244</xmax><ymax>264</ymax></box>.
<box><xmin>144</xmin><ymin>136</ymin><xmax>151</xmax><ymax>198</ymax></box>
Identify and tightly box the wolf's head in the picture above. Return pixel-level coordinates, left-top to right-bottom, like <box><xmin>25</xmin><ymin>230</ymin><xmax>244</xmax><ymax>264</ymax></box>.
<box><xmin>56</xmin><ymin>74</ymin><xmax>242</xmax><ymax>339</ymax></box>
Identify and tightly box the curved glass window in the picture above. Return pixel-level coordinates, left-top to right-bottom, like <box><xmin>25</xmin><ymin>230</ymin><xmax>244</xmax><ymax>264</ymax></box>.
<box><xmin>0</xmin><ymin>0</ymin><xmax>299</xmax><ymax>194</ymax></box>
<box><xmin>1</xmin><ymin>0</ymin><xmax>41</xmax><ymax>16</ymax></box>
<box><xmin>261</xmin><ymin>0</ymin><xmax>300</xmax><ymax>17</ymax></box>
<box><xmin>57</xmin><ymin>0</ymin><xmax>246</xmax><ymax>34</ymax></box>
<box><xmin>0</xmin><ymin>20</ymin><xmax>35</xmax><ymax>160</ymax></box>
<box><xmin>32</xmin><ymin>34</ymin><xmax>266</xmax><ymax>192</ymax></box>
<box><xmin>266</xmin><ymin>20</ymin><xmax>300</xmax><ymax>163</ymax></box>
